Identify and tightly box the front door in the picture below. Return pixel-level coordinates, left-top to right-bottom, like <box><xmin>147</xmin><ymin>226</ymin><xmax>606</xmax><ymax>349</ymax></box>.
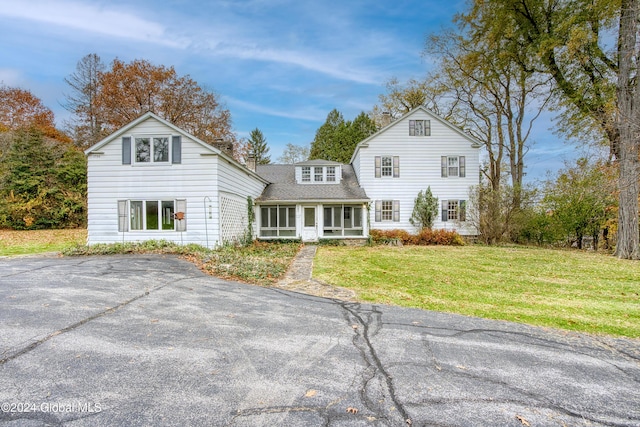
<box><xmin>301</xmin><ymin>206</ymin><xmax>318</xmax><ymax>242</ymax></box>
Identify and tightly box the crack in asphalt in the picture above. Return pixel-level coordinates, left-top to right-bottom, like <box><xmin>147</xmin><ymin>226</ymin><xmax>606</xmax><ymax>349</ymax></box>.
<box><xmin>0</xmin><ymin>288</ymin><xmax>158</xmax><ymax>366</ymax></box>
<box><xmin>339</xmin><ymin>302</ymin><xmax>412</xmax><ymax>426</ymax></box>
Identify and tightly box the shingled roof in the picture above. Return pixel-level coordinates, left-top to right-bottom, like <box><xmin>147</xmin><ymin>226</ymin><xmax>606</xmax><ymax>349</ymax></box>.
<box><xmin>255</xmin><ymin>164</ymin><xmax>369</xmax><ymax>203</ymax></box>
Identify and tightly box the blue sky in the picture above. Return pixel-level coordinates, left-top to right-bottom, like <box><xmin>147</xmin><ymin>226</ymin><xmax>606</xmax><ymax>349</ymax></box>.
<box><xmin>0</xmin><ymin>0</ymin><xmax>579</xmax><ymax>180</ymax></box>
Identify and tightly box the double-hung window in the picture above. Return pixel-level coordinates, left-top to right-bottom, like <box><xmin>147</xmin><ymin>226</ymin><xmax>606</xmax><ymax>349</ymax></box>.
<box><xmin>375</xmin><ymin>156</ymin><xmax>400</xmax><ymax>178</ymax></box>
<box><xmin>409</xmin><ymin>120</ymin><xmax>431</xmax><ymax>136</ymax></box>
<box><xmin>374</xmin><ymin>200</ymin><xmax>400</xmax><ymax>222</ymax></box>
<box><xmin>441</xmin><ymin>200</ymin><xmax>467</xmax><ymax>222</ymax></box>
<box><xmin>441</xmin><ymin>156</ymin><xmax>466</xmax><ymax>177</ymax></box>
<box><xmin>301</xmin><ymin>166</ymin><xmax>311</xmax><ymax>182</ymax></box>
<box><xmin>314</xmin><ymin>167</ymin><xmax>324</xmax><ymax>182</ymax></box>
<box><xmin>326</xmin><ymin>166</ymin><xmax>336</xmax><ymax>182</ymax></box>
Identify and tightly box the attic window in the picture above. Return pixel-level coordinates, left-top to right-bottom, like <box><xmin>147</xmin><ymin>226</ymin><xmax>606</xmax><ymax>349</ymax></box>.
<box><xmin>135</xmin><ymin>137</ymin><xmax>169</xmax><ymax>163</ymax></box>
<box><xmin>409</xmin><ymin>120</ymin><xmax>430</xmax><ymax>136</ymax></box>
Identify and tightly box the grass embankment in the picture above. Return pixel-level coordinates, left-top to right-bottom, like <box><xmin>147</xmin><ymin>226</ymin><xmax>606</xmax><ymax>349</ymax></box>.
<box><xmin>313</xmin><ymin>245</ymin><xmax>640</xmax><ymax>338</ymax></box>
<box><xmin>63</xmin><ymin>239</ymin><xmax>301</xmax><ymax>286</ymax></box>
<box><xmin>0</xmin><ymin>229</ymin><xmax>87</xmax><ymax>256</ymax></box>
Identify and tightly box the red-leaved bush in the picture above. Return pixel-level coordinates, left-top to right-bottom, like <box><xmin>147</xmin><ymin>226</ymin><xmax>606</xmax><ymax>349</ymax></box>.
<box><xmin>369</xmin><ymin>228</ymin><xmax>464</xmax><ymax>246</ymax></box>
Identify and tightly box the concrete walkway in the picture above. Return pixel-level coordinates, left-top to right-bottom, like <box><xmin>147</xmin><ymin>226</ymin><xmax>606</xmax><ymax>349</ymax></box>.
<box><xmin>274</xmin><ymin>245</ymin><xmax>357</xmax><ymax>301</ymax></box>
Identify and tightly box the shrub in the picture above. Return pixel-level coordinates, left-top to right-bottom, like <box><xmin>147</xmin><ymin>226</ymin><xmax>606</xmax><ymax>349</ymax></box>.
<box><xmin>370</xmin><ymin>228</ymin><xmax>464</xmax><ymax>246</ymax></box>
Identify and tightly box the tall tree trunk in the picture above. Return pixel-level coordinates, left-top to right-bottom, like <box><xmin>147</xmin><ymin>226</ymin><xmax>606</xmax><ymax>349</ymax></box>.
<box><xmin>615</xmin><ymin>0</ymin><xmax>640</xmax><ymax>259</ymax></box>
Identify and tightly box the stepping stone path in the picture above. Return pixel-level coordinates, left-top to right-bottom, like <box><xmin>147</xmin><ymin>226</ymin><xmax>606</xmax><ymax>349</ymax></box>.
<box><xmin>274</xmin><ymin>245</ymin><xmax>356</xmax><ymax>301</ymax></box>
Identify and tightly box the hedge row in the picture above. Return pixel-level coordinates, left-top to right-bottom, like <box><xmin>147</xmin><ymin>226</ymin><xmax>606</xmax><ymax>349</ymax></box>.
<box><xmin>369</xmin><ymin>228</ymin><xmax>465</xmax><ymax>246</ymax></box>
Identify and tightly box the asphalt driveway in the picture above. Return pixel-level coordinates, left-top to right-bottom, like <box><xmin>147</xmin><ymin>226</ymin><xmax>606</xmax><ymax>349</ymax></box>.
<box><xmin>1</xmin><ymin>255</ymin><xmax>639</xmax><ymax>426</ymax></box>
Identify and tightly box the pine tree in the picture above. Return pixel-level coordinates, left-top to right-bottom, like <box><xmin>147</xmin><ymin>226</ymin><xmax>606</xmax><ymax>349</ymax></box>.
<box><xmin>248</xmin><ymin>128</ymin><xmax>271</xmax><ymax>165</ymax></box>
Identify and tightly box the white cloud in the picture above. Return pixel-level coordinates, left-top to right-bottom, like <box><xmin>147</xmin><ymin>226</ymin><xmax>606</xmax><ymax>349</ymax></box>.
<box><xmin>225</xmin><ymin>97</ymin><xmax>325</xmax><ymax>122</ymax></box>
<box><xmin>0</xmin><ymin>0</ymin><xmax>187</xmax><ymax>48</ymax></box>
<box><xmin>0</xmin><ymin>68</ymin><xmax>24</xmax><ymax>86</ymax></box>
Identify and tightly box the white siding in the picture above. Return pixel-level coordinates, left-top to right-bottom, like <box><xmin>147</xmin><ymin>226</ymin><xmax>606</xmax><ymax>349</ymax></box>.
<box><xmin>86</xmin><ymin>116</ymin><xmax>265</xmax><ymax>248</ymax></box>
<box><xmin>354</xmin><ymin>109</ymin><xmax>479</xmax><ymax>235</ymax></box>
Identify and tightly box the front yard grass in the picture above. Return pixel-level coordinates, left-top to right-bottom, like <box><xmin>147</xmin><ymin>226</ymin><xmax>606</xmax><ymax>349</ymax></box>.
<box><xmin>0</xmin><ymin>229</ymin><xmax>87</xmax><ymax>256</ymax></box>
<box><xmin>313</xmin><ymin>245</ymin><xmax>640</xmax><ymax>338</ymax></box>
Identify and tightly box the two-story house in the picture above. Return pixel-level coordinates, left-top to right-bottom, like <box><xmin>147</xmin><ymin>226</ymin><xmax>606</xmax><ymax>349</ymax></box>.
<box><xmin>84</xmin><ymin>107</ymin><xmax>480</xmax><ymax>247</ymax></box>
<box><xmin>351</xmin><ymin>106</ymin><xmax>481</xmax><ymax>235</ymax></box>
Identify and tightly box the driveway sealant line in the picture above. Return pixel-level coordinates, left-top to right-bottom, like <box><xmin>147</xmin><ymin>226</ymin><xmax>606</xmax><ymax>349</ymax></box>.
<box><xmin>339</xmin><ymin>301</ymin><xmax>412</xmax><ymax>425</ymax></box>
<box><xmin>0</xmin><ymin>284</ymin><xmax>167</xmax><ymax>366</ymax></box>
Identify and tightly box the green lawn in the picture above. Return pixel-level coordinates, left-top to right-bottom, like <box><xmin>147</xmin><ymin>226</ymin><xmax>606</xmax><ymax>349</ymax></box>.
<box><xmin>313</xmin><ymin>245</ymin><xmax>640</xmax><ymax>338</ymax></box>
<box><xmin>0</xmin><ymin>229</ymin><xmax>87</xmax><ymax>256</ymax></box>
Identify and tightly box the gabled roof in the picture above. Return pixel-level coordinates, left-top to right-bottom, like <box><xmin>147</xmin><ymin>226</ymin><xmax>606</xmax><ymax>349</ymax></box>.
<box><xmin>84</xmin><ymin>111</ymin><xmax>268</xmax><ymax>184</ymax></box>
<box><xmin>255</xmin><ymin>164</ymin><xmax>369</xmax><ymax>203</ymax></box>
<box><xmin>350</xmin><ymin>106</ymin><xmax>483</xmax><ymax>164</ymax></box>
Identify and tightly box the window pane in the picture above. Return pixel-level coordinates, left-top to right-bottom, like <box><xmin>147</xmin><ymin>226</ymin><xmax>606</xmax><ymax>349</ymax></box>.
<box><xmin>269</xmin><ymin>207</ymin><xmax>277</xmax><ymax>227</ymax></box>
<box><xmin>135</xmin><ymin>138</ymin><xmax>150</xmax><ymax>162</ymax></box>
<box><xmin>448</xmin><ymin>157</ymin><xmax>459</xmax><ymax>177</ymax></box>
<box><xmin>327</xmin><ymin>166</ymin><xmax>336</xmax><ymax>182</ymax></box>
<box><xmin>288</xmin><ymin>207</ymin><xmax>296</xmax><ymax>227</ymax></box>
<box><xmin>161</xmin><ymin>201</ymin><xmax>175</xmax><ymax>230</ymax></box>
<box><xmin>260</xmin><ymin>207</ymin><xmax>269</xmax><ymax>228</ymax></box>
<box><xmin>354</xmin><ymin>207</ymin><xmax>362</xmax><ymax>227</ymax></box>
<box><xmin>324</xmin><ymin>207</ymin><xmax>332</xmax><ymax>227</ymax></box>
<box><xmin>343</xmin><ymin>207</ymin><xmax>352</xmax><ymax>228</ymax></box>
<box><xmin>381</xmin><ymin>157</ymin><xmax>392</xmax><ymax>176</ymax></box>
<box><xmin>314</xmin><ymin>167</ymin><xmax>323</xmax><ymax>182</ymax></box>
<box><xmin>333</xmin><ymin>206</ymin><xmax>342</xmax><ymax>228</ymax></box>
<box><xmin>130</xmin><ymin>201</ymin><xmax>143</xmax><ymax>230</ymax></box>
<box><xmin>382</xmin><ymin>201</ymin><xmax>393</xmax><ymax>221</ymax></box>
<box><xmin>304</xmin><ymin>207</ymin><xmax>315</xmax><ymax>227</ymax></box>
<box><xmin>302</xmin><ymin>167</ymin><xmax>311</xmax><ymax>182</ymax></box>
<box><xmin>154</xmin><ymin>137</ymin><xmax>169</xmax><ymax>162</ymax></box>
<box><xmin>146</xmin><ymin>201</ymin><xmax>159</xmax><ymax>230</ymax></box>
<box><xmin>279</xmin><ymin>207</ymin><xmax>287</xmax><ymax>227</ymax></box>
<box><xmin>448</xmin><ymin>200</ymin><xmax>459</xmax><ymax>220</ymax></box>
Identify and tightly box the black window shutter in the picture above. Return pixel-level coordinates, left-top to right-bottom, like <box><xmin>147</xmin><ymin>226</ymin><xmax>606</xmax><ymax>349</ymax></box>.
<box><xmin>172</xmin><ymin>135</ymin><xmax>182</xmax><ymax>164</ymax></box>
<box><xmin>122</xmin><ymin>137</ymin><xmax>131</xmax><ymax>165</ymax></box>
<box><xmin>441</xmin><ymin>200</ymin><xmax>448</xmax><ymax>221</ymax></box>
<box><xmin>460</xmin><ymin>200</ymin><xmax>466</xmax><ymax>221</ymax></box>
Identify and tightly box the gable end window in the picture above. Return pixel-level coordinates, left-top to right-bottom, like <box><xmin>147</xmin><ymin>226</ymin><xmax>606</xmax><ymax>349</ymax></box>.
<box><xmin>441</xmin><ymin>156</ymin><xmax>466</xmax><ymax>178</ymax></box>
<box><xmin>375</xmin><ymin>156</ymin><xmax>400</xmax><ymax>178</ymax></box>
<box><xmin>123</xmin><ymin>135</ymin><xmax>176</xmax><ymax>164</ymax></box>
<box><xmin>409</xmin><ymin>120</ymin><xmax>431</xmax><ymax>136</ymax></box>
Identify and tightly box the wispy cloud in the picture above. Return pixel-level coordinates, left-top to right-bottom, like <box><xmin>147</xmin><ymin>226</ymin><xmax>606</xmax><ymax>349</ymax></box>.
<box><xmin>225</xmin><ymin>97</ymin><xmax>326</xmax><ymax>122</ymax></box>
<box><xmin>0</xmin><ymin>0</ymin><xmax>187</xmax><ymax>48</ymax></box>
<box><xmin>0</xmin><ymin>68</ymin><xmax>24</xmax><ymax>86</ymax></box>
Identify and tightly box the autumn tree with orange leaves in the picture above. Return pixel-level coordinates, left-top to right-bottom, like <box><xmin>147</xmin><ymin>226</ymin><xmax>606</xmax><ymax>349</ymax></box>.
<box><xmin>0</xmin><ymin>85</ymin><xmax>70</xmax><ymax>142</ymax></box>
<box><xmin>65</xmin><ymin>55</ymin><xmax>235</xmax><ymax>151</ymax></box>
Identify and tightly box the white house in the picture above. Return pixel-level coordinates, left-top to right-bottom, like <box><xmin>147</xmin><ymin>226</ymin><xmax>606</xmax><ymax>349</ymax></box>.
<box><xmin>84</xmin><ymin>107</ymin><xmax>480</xmax><ymax>246</ymax></box>
<box><xmin>351</xmin><ymin>106</ymin><xmax>481</xmax><ymax>235</ymax></box>
<box><xmin>84</xmin><ymin>112</ymin><xmax>268</xmax><ymax>248</ymax></box>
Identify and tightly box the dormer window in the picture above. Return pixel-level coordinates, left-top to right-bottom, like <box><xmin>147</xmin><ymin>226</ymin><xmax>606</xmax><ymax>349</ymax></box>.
<box><xmin>302</xmin><ymin>166</ymin><xmax>311</xmax><ymax>182</ymax></box>
<box><xmin>296</xmin><ymin>163</ymin><xmax>342</xmax><ymax>184</ymax></box>
<box><xmin>327</xmin><ymin>166</ymin><xmax>336</xmax><ymax>182</ymax></box>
